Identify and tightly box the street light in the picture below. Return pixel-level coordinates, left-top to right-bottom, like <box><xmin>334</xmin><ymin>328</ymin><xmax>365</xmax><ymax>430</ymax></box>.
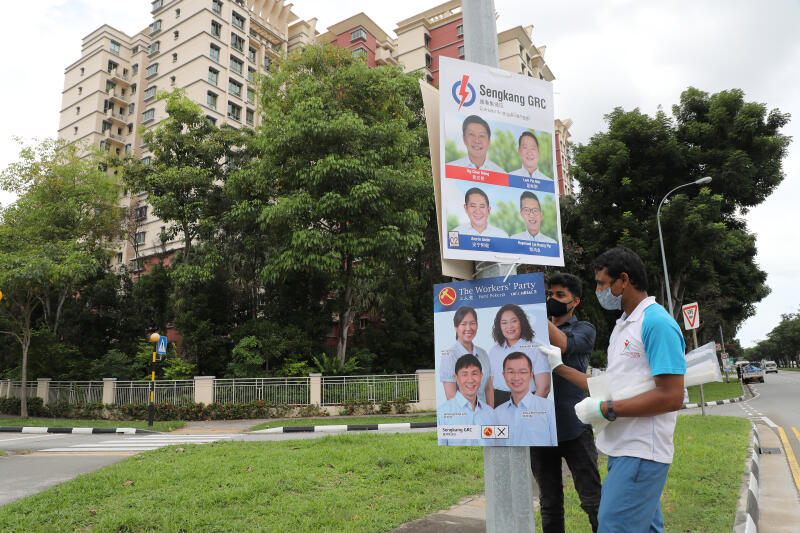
<box><xmin>657</xmin><ymin>176</ymin><xmax>712</xmax><ymax>316</ymax></box>
<box><xmin>148</xmin><ymin>332</ymin><xmax>160</xmax><ymax>426</ymax></box>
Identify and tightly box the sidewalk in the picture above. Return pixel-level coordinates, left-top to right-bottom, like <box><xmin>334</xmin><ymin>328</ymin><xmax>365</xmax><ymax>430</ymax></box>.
<box><xmin>750</xmin><ymin>421</ymin><xmax>800</xmax><ymax>532</ymax></box>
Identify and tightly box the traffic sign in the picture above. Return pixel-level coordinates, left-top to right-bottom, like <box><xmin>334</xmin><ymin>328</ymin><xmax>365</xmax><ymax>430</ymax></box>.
<box><xmin>157</xmin><ymin>335</ymin><xmax>168</xmax><ymax>355</ymax></box>
<box><xmin>681</xmin><ymin>302</ymin><xmax>699</xmax><ymax>330</ymax></box>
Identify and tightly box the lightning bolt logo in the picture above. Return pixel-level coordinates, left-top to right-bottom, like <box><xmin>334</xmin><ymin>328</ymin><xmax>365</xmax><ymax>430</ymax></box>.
<box><xmin>458</xmin><ymin>75</ymin><xmax>470</xmax><ymax>110</ymax></box>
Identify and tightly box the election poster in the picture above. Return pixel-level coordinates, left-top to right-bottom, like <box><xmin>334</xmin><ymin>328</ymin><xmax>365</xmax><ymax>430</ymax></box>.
<box><xmin>438</xmin><ymin>56</ymin><xmax>564</xmax><ymax>266</ymax></box>
<box><xmin>434</xmin><ymin>272</ymin><xmax>557</xmax><ymax>447</ymax></box>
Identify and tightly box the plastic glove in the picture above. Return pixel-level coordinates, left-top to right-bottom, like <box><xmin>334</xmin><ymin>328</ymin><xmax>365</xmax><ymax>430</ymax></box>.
<box><xmin>574</xmin><ymin>397</ymin><xmax>605</xmax><ymax>425</ymax></box>
<box><xmin>539</xmin><ymin>344</ymin><xmax>564</xmax><ymax>371</ymax></box>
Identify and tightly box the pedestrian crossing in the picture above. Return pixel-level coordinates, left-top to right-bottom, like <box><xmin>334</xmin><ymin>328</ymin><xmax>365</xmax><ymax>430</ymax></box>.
<box><xmin>40</xmin><ymin>434</ymin><xmax>232</xmax><ymax>454</ymax></box>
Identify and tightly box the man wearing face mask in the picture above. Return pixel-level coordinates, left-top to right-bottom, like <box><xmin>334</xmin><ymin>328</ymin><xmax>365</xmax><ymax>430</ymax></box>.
<box><xmin>544</xmin><ymin>247</ymin><xmax>686</xmax><ymax>533</ymax></box>
<box><xmin>530</xmin><ymin>273</ymin><xmax>601</xmax><ymax>533</ymax></box>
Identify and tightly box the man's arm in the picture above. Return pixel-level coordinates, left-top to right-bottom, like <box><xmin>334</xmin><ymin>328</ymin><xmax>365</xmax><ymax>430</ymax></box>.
<box><xmin>601</xmin><ymin>374</ymin><xmax>684</xmax><ymax>417</ymax></box>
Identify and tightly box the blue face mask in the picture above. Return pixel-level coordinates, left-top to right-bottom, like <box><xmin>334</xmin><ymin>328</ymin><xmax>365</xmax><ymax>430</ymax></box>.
<box><xmin>596</xmin><ymin>286</ymin><xmax>622</xmax><ymax>310</ymax></box>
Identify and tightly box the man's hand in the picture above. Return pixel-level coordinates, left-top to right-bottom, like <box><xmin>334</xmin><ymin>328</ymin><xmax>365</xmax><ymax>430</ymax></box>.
<box><xmin>574</xmin><ymin>397</ymin><xmax>605</xmax><ymax>425</ymax></box>
<box><xmin>539</xmin><ymin>344</ymin><xmax>564</xmax><ymax>371</ymax></box>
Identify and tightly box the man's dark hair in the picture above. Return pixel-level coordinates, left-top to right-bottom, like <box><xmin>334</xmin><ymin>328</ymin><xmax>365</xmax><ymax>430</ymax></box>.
<box><xmin>455</xmin><ymin>353</ymin><xmax>482</xmax><ymax>374</ymax></box>
<box><xmin>591</xmin><ymin>246</ymin><xmax>649</xmax><ymax>291</ymax></box>
<box><xmin>518</xmin><ymin>131</ymin><xmax>539</xmax><ymax>148</ymax></box>
<box><xmin>549</xmin><ymin>273</ymin><xmax>583</xmax><ymax>299</ymax></box>
<box><xmin>502</xmin><ymin>351</ymin><xmax>532</xmax><ymax>372</ymax></box>
<box><xmin>464</xmin><ymin>187</ymin><xmax>490</xmax><ymax>205</ymax></box>
<box><xmin>492</xmin><ymin>304</ymin><xmax>535</xmax><ymax>345</ymax></box>
<box><xmin>462</xmin><ymin>115</ymin><xmax>491</xmax><ymax>138</ymax></box>
<box><xmin>519</xmin><ymin>191</ymin><xmax>541</xmax><ymax>210</ymax></box>
<box><xmin>453</xmin><ymin>306</ymin><xmax>477</xmax><ymax>340</ymax></box>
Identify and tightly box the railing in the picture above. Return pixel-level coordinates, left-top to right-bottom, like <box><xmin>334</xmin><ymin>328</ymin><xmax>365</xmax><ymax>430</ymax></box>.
<box><xmin>214</xmin><ymin>378</ymin><xmax>309</xmax><ymax>405</ymax></box>
<box><xmin>108</xmin><ymin>69</ymin><xmax>129</xmax><ymax>82</ymax></box>
<box><xmin>114</xmin><ymin>380</ymin><xmax>195</xmax><ymax>406</ymax></box>
<box><xmin>321</xmin><ymin>374</ymin><xmax>418</xmax><ymax>406</ymax></box>
<box><xmin>106</xmin><ymin>89</ymin><xmax>128</xmax><ymax>102</ymax></box>
<box><xmin>48</xmin><ymin>381</ymin><xmax>103</xmax><ymax>404</ymax></box>
<box><xmin>7</xmin><ymin>381</ymin><xmax>37</xmax><ymax>399</ymax></box>
<box><xmin>106</xmin><ymin>109</ymin><xmax>126</xmax><ymax>122</ymax></box>
<box><xmin>106</xmin><ymin>131</ymin><xmax>126</xmax><ymax>142</ymax></box>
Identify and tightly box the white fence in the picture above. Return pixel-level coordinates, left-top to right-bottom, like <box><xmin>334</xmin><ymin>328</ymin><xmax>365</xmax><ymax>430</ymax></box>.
<box><xmin>114</xmin><ymin>380</ymin><xmax>195</xmax><ymax>406</ymax></box>
<box><xmin>214</xmin><ymin>378</ymin><xmax>310</xmax><ymax>405</ymax></box>
<box><xmin>48</xmin><ymin>381</ymin><xmax>103</xmax><ymax>405</ymax></box>
<box><xmin>321</xmin><ymin>374</ymin><xmax>419</xmax><ymax>406</ymax></box>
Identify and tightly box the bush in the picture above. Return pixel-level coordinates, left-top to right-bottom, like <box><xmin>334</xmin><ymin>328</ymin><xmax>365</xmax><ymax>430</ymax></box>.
<box><xmin>341</xmin><ymin>398</ymin><xmax>373</xmax><ymax>416</ymax></box>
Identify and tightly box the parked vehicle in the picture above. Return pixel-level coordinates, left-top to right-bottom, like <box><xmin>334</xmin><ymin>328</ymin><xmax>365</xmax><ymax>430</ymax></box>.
<box><xmin>763</xmin><ymin>361</ymin><xmax>778</xmax><ymax>373</ymax></box>
<box><xmin>736</xmin><ymin>361</ymin><xmax>765</xmax><ymax>383</ymax></box>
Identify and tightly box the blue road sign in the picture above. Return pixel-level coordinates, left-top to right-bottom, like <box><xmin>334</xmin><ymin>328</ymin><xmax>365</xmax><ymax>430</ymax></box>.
<box><xmin>157</xmin><ymin>335</ymin><xmax>168</xmax><ymax>355</ymax></box>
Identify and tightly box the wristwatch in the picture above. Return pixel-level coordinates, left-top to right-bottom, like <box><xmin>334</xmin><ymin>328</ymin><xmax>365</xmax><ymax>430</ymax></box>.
<box><xmin>604</xmin><ymin>401</ymin><xmax>617</xmax><ymax>421</ymax></box>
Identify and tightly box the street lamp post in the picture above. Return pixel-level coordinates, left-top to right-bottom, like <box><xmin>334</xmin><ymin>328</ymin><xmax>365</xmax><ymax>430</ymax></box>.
<box><xmin>148</xmin><ymin>332</ymin><xmax>160</xmax><ymax>426</ymax></box>
<box><xmin>656</xmin><ymin>176</ymin><xmax>712</xmax><ymax>316</ymax></box>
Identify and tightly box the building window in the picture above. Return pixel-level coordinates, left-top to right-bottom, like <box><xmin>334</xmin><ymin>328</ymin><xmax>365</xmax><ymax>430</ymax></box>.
<box><xmin>232</xmin><ymin>11</ymin><xmax>245</xmax><ymax>30</ymax></box>
<box><xmin>457</xmin><ymin>24</ymin><xmax>464</xmax><ymax>37</ymax></box>
<box><xmin>207</xmin><ymin>91</ymin><xmax>218</xmax><ymax>110</ymax></box>
<box><xmin>170</xmin><ymin>76</ymin><xmax>176</xmax><ymax>86</ymax></box>
<box><xmin>132</xmin><ymin>64</ymin><xmax>138</xmax><ymax>75</ymax></box>
<box><xmin>142</xmin><ymin>109</ymin><xmax>155</xmax><ymax>122</ymax></box>
<box><xmin>247</xmin><ymin>67</ymin><xmax>256</xmax><ymax>82</ymax></box>
<box><xmin>149</xmin><ymin>41</ymin><xmax>160</xmax><ymax>55</ymax></box>
<box><xmin>247</xmin><ymin>87</ymin><xmax>255</xmax><ymax>104</ymax></box>
<box><xmin>135</xmin><ymin>206</ymin><xmax>148</xmax><ymax>220</ymax></box>
<box><xmin>128</xmin><ymin>123</ymin><xmax>134</xmax><ymax>134</ymax></box>
<box><xmin>152</xmin><ymin>0</ymin><xmax>163</xmax><ymax>9</ymax></box>
<box><xmin>424</xmin><ymin>33</ymin><xmax>431</xmax><ymax>49</ymax></box>
<box><xmin>145</xmin><ymin>64</ymin><xmax>159</xmax><ymax>77</ymax></box>
<box><xmin>142</xmin><ymin>156</ymin><xmax>152</xmax><ymax>165</ymax></box>
<box><xmin>134</xmin><ymin>231</ymin><xmax>146</xmax><ymax>245</ymax></box>
<box><xmin>80</xmin><ymin>67</ymin><xmax>84</xmax><ymax>75</ymax></box>
<box><xmin>230</xmin><ymin>55</ymin><xmax>243</xmax><ymax>75</ymax></box>
<box><xmin>350</xmin><ymin>28</ymin><xmax>366</xmax><ymax>41</ymax></box>
<box><xmin>212</xmin><ymin>0</ymin><xmax>222</xmax><ymax>15</ymax></box>
<box><xmin>132</xmin><ymin>45</ymin><xmax>139</xmax><ymax>54</ymax></box>
<box><xmin>172</xmin><ymin>53</ymin><xmax>178</xmax><ymax>63</ymax></box>
<box><xmin>116</xmin><ymin>252</ymin><xmax>123</xmax><ymax>264</ymax></box>
<box><xmin>245</xmin><ymin>107</ymin><xmax>254</xmax><ymax>125</ymax></box>
<box><xmin>264</xmin><ymin>56</ymin><xmax>271</xmax><ymax>69</ymax></box>
<box><xmin>211</xmin><ymin>21</ymin><xmax>222</xmax><ymax>38</ymax></box>
<box><xmin>228</xmin><ymin>79</ymin><xmax>242</xmax><ymax>98</ymax></box>
<box><xmin>208</xmin><ymin>67</ymin><xmax>219</xmax><ymax>85</ymax></box>
<box><xmin>425</xmin><ymin>53</ymin><xmax>432</xmax><ymax>68</ymax></box>
<box><xmin>128</xmin><ymin>103</ymin><xmax>135</xmax><ymax>115</ymax></box>
<box><xmin>144</xmin><ymin>86</ymin><xmax>157</xmax><ymax>100</ymax></box>
<box><xmin>74</xmin><ymin>126</ymin><xmax>78</xmax><ymax>135</ymax></box>
<box><xmin>78</xmin><ymin>86</ymin><xmax>82</xmax><ymax>95</ymax></box>
<box><xmin>458</xmin><ymin>45</ymin><xmax>464</xmax><ymax>58</ymax></box>
<box><xmin>352</xmin><ymin>47</ymin><xmax>367</xmax><ymax>59</ymax></box>
<box><xmin>101</xmin><ymin>120</ymin><xmax>112</xmax><ymax>133</ymax></box>
<box><xmin>358</xmin><ymin>317</ymin><xmax>369</xmax><ymax>330</ymax></box>
<box><xmin>207</xmin><ymin>115</ymin><xmax>217</xmax><ymax>125</ymax></box>
<box><xmin>231</xmin><ymin>32</ymin><xmax>244</xmax><ymax>52</ymax></box>
<box><xmin>248</xmin><ymin>47</ymin><xmax>256</xmax><ymax>63</ymax></box>
<box><xmin>174</xmin><ymin>30</ymin><xmax>179</xmax><ymax>40</ymax></box>
<box><xmin>131</xmin><ymin>83</ymin><xmax>137</xmax><ymax>94</ymax></box>
<box><xmin>175</xmin><ymin>8</ymin><xmax>180</xmax><ymax>18</ymax></box>
<box><xmin>227</xmin><ymin>102</ymin><xmax>241</xmax><ymax>121</ymax></box>
<box><xmin>76</xmin><ymin>106</ymin><xmax>80</xmax><ymax>115</ymax></box>
<box><xmin>125</xmin><ymin>144</ymin><xmax>132</xmax><ymax>154</ymax></box>
<box><xmin>110</xmin><ymin>40</ymin><xmax>121</xmax><ymax>56</ymax></box>
<box><xmin>150</xmin><ymin>19</ymin><xmax>162</xmax><ymax>34</ymax></box>
<box><xmin>210</xmin><ymin>44</ymin><xmax>221</xmax><ymax>63</ymax></box>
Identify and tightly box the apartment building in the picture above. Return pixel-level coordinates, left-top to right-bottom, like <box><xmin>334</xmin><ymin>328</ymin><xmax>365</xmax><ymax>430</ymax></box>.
<box><xmin>58</xmin><ymin>0</ymin><xmax>317</xmax><ymax>273</ymax></box>
<box><xmin>318</xmin><ymin>13</ymin><xmax>396</xmax><ymax>68</ymax></box>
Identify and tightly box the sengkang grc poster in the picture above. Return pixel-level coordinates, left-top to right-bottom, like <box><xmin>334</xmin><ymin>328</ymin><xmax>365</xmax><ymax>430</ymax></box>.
<box><xmin>434</xmin><ymin>272</ymin><xmax>557</xmax><ymax>447</ymax></box>
<box><xmin>438</xmin><ymin>56</ymin><xmax>564</xmax><ymax>266</ymax></box>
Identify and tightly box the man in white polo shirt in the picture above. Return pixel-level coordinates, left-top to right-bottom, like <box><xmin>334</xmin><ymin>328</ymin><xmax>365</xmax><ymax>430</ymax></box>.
<box><xmin>544</xmin><ymin>247</ymin><xmax>686</xmax><ymax>533</ymax></box>
<box><xmin>453</xmin><ymin>187</ymin><xmax>509</xmax><ymax>238</ymax></box>
<box><xmin>449</xmin><ymin>115</ymin><xmax>506</xmax><ymax>173</ymax></box>
<box><xmin>509</xmin><ymin>131</ymin><xmax>552</xmax><ymax>180</ymax></box>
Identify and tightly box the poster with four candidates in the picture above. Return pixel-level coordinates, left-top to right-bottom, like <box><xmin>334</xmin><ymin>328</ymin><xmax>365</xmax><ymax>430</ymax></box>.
<box><xmin>434</xmin><ymin>273</ymin><xmax>557</xmax><ymax>447</ymax></box>
<box><xmin>438</xmin><ymin>56</ymin><xmax>565</xmax><ymax>267</ymax></box>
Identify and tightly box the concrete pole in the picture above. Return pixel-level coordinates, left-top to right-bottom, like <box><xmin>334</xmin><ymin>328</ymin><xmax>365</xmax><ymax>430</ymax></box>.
<box><xmin>692</xmin><ymin>329</ymin><xmax>705</xmax><ymax>415</ymax></box>
<box><xmin>719</xmin><ymin>324</ymin><xmax>729</xmax><ymax>382</ymax></box>
<box><xmin>463</xmin><ymin>1</ymin><xmax>536</xmax><ymax>531</ymax></box>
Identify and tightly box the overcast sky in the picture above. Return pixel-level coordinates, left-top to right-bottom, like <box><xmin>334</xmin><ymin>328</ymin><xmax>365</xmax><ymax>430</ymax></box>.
<box><xmin>1</xmin><ymin>0</ymin><xmax>797</xmax><ymax>347</ymax></box>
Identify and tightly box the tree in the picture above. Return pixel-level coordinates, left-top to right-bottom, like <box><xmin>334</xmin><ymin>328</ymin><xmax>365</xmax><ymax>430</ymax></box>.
<box><xmin>568</xmin><ymin>88</ymin><xmax>789</xmax><ymax>345</ymax></box>
<box><xmin>0</xmin><ymin>140</ymin><xmax>121</xmax><ymax>417</ymax></box>
<box><xmin>250</xmin><ymin>45</ymin><xmax>432</xmax><ymax>364</ymax></box>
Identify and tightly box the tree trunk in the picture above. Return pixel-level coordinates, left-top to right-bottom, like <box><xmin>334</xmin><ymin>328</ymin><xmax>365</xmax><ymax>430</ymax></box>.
<box><xmin>336</xmin><ymin>263</ymin><xmax>354</xmax><ymax>366</ymax></box>
<box><xmin>20</xmin><ymin>326</ymin><xmax>31</xmax><ymax>419</ymax></box>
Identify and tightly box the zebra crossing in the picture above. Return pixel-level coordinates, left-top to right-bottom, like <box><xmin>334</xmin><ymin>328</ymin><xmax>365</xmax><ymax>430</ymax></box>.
<box><xmin>40</xmin><ymin>434</ymin><xmax>233</xmax><ymax>453</ymax></box>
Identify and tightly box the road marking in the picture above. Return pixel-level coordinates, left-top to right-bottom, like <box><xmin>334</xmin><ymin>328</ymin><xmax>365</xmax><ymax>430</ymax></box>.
<box><xmin>24</xmin><ymin>452</ymin><xmax>136</xmax><ymax>457</ymax></box>
<box><xmin>794</xmin><ymin>427</ymin><xmax>800</xmax><ymax>443</ymax></box>
<box><xmin>777</xmin><ymin>427</ymin><xmax>800</xmax><ymax>494</ymax></box>
<box><xmin>762</xmin><ymin>417</ymin><xmax>778</xmax><ymax>428</ymax></box>
<box><xmin>0</xmin><ymin>434</ymin><xmax>59</xmax><ymax>443</ymax></box>
<box><xmin>39</xmin><ymin>434</ymin><xmax>232</xmax><ymax>454</ymax></box>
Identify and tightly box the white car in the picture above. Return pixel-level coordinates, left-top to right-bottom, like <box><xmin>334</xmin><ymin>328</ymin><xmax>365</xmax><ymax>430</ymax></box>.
<box><xmin>763</xmin><ymin>361</ymin><xmax>778</xmax><ymax>374</ymax></box>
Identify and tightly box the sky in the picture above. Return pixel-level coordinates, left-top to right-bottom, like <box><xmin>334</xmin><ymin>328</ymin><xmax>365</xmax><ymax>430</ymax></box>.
<box><xmin>1</xmin><ymin>0</ymin><xmax>797</xmax><ymax>347</ymax></box>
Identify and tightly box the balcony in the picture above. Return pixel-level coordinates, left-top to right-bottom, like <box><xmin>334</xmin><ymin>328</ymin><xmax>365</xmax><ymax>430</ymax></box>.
<box><xmin>109</xmin><ymin>69</ymin><xmax>130</xmax><ymax>85</ymax></box>
<box><xmin>104</xmin><ymin>130</ymin><xmax>126</xmax><ymax>145</ymax></box>
<box><xmin>106</xmin><ymin>109</ymin><xmax>127</xmax><ymax>124</ymax></box>
<box><xmin>107</xmin><ymin>89</ymin><xmax>129</xmax><ymax>104</ymax></box>
<box><xmin>375</xmin><ymin>46</ymin><xmax>397</xmax><ymax>66</ymax></box>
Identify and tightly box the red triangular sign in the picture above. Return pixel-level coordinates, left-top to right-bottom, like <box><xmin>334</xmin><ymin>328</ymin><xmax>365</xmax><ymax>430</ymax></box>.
<box><xmin>682</xmin><ymin>305</ymin><xmax>697</xmax><ymax>328</ymax></box>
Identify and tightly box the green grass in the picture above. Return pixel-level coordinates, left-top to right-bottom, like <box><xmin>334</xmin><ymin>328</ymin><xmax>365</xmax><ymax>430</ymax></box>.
<box><xmin>250</xmin><ymin>414</ymin><xmax>436</xmax><ymax>431</ymax></box>
<box><xmin>552</xmin><ymin>415</ymin><xmax>750</xmax><ymax>532</ymax></box>
<box><xmin>779</xmin><ymin>367</ymin><xmax>800</xmax><ymax>371</ymax></box>
<box><xmin>687</xmin><ymin>379</ymin><xmax>742</xmax><ymax>403</ymax></box>
<box><xmin>0</xmin><ymin>418</ymin><xmax>184</xmax><ymax>432</ymax></box>
<box><xmin>0</xmin><ymin>432</ymin><xmax>483</xmax><ymax>532</ymax></box>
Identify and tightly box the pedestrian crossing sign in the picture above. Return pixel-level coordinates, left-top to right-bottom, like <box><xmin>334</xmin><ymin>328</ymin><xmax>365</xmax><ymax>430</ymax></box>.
<box><xmin>157</xmin><ymin>335</ymin><xmax>168</xmax><ymax>355</ymax></box>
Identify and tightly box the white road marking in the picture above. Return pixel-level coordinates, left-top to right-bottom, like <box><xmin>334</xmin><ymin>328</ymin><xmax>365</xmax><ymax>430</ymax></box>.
<box><xmin>40</xmin><ymin>434</ymin><xmax>232</xmax><ymax>454</ymax></box>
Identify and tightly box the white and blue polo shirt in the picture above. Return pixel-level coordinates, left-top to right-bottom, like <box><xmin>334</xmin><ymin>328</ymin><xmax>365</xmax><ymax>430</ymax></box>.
<box><xmin>596</xmin><ymin>296</ymin><xmax>686</xmax><ymax>464</ymax></box>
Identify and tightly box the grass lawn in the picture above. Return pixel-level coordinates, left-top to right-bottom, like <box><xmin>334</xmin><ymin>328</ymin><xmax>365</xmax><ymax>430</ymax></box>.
<box><xmin>250</xmin><ymin>414</ymin><xmax>436</xmax><ymax>431</ymax></box>
<box><xmin>687</xmin><ymin>379</ymin><xmax>743</xmax><ymax>404</ymax></box>
<box><xmin>0</xmin><ymin>415</ymin><xmax>749</xmax><ymax>532</ymax></box>
<box><xmin>779</xmin><ymin>367</ymin><xmax>800</xmax><ymax>371</ymax></box>
<box><xmin>0</xmin><ymin>418</ymin><xmax>184</xmax><ymax>432</ymax></box>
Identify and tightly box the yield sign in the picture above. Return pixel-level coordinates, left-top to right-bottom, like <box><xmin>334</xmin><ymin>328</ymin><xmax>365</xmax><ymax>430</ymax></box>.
<box><xmin>681</xmin><ymin>302</ymin><xmax>699</xmax><ymax>330</ymax></box>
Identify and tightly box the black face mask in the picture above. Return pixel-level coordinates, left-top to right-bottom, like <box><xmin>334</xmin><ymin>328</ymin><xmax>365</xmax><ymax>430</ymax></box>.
<box><xmin>546</xmin><ymin>297</ymin><xmax>571</xmax><ymax>317</ymax></box>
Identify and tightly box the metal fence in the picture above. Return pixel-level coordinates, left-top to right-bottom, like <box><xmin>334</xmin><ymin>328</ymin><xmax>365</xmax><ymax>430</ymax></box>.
<box><xmin>48</xmin><ymin>381</ymin><xmax>103</xmax><ymax>405</ymax></box>
<box><xmin>214</xmin><ymin>378</ymin><xmax>310</xmax><ymax>405</ymax></box>
<box><xmin>321</xmin><ymin>374</ymin><xmax>419</xmax><ymax>406</ymax></box>
<box><xmin>7</xmin><ymin>381</ymin><xmax>37</xmax><ymax>399</ymax></box>
<box><xmin>114</xmin><ymin>380</ymin><xmax>195</xmax><ymax>406</ymax></box>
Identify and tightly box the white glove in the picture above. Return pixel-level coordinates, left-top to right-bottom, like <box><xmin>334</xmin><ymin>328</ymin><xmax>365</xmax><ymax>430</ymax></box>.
<box><xmin>539</xmin><ymin>344</ymin><xmax>564</xmax><ymax>371</ymax></box>
<box><xmin>574</xmin><ymin>397</ymin><xmax>605</xmax><ymax>425</ymax></box>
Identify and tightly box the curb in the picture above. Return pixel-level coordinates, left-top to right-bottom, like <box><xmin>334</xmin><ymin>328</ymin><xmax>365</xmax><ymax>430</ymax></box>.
<box><xmin>0</xmin><ymin>426</ymin><xmax>155</xmax><ymax>435</ymax></box>
<box><xmin>253</xmin><ymin>421</ymin><xmax>437</xmax><ymax>434</ymax></box>
<box><xmin>734</xmin><ymin>423</ymin><xmax>760</xmax><ymax>533</ymax></box>
<box><xmin>681</xmin><ymin>395</ymin><xmax>745</xmax><ymax>410</ymax></box>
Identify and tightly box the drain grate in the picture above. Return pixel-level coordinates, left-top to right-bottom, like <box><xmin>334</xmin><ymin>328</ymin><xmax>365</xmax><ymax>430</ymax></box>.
<box><xmin>760</xmin><ymin>447</ymin><xmax>782</xmax><ymax>454</ymax></box>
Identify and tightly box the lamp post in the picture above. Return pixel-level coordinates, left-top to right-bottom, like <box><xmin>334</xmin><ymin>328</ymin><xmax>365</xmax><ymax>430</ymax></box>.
<box><xmin>148</xmin><ymin>332</ymin><xmax>160</xmax><ymax>426</ymax></box>
<box><xmin>656</xmin><ymin>176</ymin><xmax>712</xmax><ymax>316</ymax></box>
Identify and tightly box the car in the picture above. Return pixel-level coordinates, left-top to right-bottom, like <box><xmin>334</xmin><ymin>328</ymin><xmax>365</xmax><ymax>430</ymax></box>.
<box><xmin>763</xmin><ymin>361</ymin><xmax>778</xmax><ymax>373</ymax></box>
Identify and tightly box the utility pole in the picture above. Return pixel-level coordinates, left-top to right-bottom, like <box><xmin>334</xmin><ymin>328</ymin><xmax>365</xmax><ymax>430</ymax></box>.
<box><xmin>462</xmin><ymin>1</ymin><xmax>536</xmax><ymax>531</ymax></box>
